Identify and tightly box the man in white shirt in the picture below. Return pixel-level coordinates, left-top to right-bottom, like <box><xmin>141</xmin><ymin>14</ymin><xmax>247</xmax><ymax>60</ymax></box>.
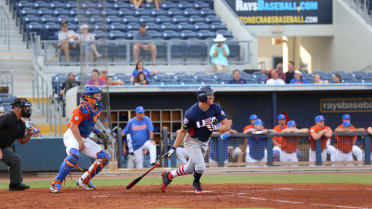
<box><xmin>58</xmin><ymin>21</ymin><xmax>79</xmax><ymax>63</ymax></box>
<box><xmin>266</xmin><ymin>70</ymin><xmax>285</xmax><ymax>85</ymax></box>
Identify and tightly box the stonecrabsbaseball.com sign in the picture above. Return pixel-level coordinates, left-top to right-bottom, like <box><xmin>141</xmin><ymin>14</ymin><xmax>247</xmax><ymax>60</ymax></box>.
<box><xmin>226</xmin><ymin>0</ymin><xmax>332</xmax><ymax>25</ymax></box>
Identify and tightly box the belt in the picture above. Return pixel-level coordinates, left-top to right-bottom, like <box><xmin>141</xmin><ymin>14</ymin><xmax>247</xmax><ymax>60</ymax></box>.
<box><xmin>129</xmin><ymin>152</ymin><xmax>134</xmax><ymax>155</ymax></box>
<box><xmin>340</xmin><ymin>150</ymin><xmax>351</xmax><ymax>154</ymax></box>
<box><xmin>283</xmin><ymin>151</ymin><xmax>295</xmax><ymax>154</ymax></box>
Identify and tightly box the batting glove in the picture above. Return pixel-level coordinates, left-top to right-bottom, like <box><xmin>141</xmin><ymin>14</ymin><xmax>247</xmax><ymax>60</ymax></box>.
<box><xmin>206</xmin><ymin>122</ymin><xmax>218</xmax><ymax>132</ymax></box>
<box><xmin>162</xmin><ymin>146</ymin><xmax>176</xmax><ymax>159</ymax></box>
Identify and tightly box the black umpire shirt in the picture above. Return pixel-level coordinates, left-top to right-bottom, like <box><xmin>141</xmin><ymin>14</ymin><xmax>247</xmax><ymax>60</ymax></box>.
<box><xmin>0</xmin><ymin>111</ymin><xmax>26</xmax><ymax>149</ymax></box>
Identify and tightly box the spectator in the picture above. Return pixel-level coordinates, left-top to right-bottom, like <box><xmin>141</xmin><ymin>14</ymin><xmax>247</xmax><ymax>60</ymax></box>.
<box><xmin>285</xmin><ymin>61</ymin><xmax>295</xmax><ymax>84</ymax></box>
<box><xmin>134</xmin><ymin>72</ymin><xmax>149</xmax><ymax>85</ymax></box>
<box><xmin>57</xmin><ymin>21</ymin><xmax>79</xmax><ymax>63</ymax></box>
<box><xmin>78</xmin><ymin>24</ymin><xmax>101</xmax><ymax>62</ymax></box>
<box><xmin>244</xmin><ymin>119</ymin><xmax>268</xmax><ymax>167</ymax></box>
<box><xmin>209</xmin><ymin>118</ymin><xmax>238</xmax><ymax>166</ymax></box>
<box><xmin>60</xmin><ymin>72</ymin><xmax>77</xmax><ymax>96</ymax></box>
<box><xmin>86</xmin><ymin>69</ymin><xmax>105</xmax><ymax>86</ymax></box>
<box><xmin>0</xmin><ymin>106</ymin><xmax>5</xmax><ymax>117</ymax></box>
<box><xmin>122</xmin><ymin>106</ymin><xmax>156</xmax><ymax>168</ymax></box>
<box><xmin>209</xmin><ymin>34</ymin><xmax>230</xmax><ymax>72</ymax></box>
<box><xmin>107</xmin><ymin>76</ymin><xmax>124</xmax><ymax>86</ymax></box>
<box><xmin>99</xmin><ymin>68</ymin><xmax>107</xmax><ymax>82</ymax></box>
<box><xmin>131</xmin><ymin>0</ymin><xmax>160</xmax><ymax>9</ymax></box>
<box><xmin>313</xmin><ymin>74</ymin><xmax>328</xmax><ymax>84</ymax></box>
<box><xmin>131</xmin><ymin>60</ymin><xmax>155</xmax><ymax>84</ymax></box>
<box><xmin>272</xmin><ymin>114</ymin><xmax>287</xmax><ymax>153</ymax></box>
<box><xmin>333</xmin><ymin>73</ymin><xmax>342</xmax><ymax>83</ymax></box>
<box><xmin>228</xmin><ymin>69</ymin><xmax>246</xmax><ymax>84</ymax></box>
<box><xmin>309</xmin><ymin>115</ymin><xmax>333</xmax><ymax>164</ymax></box>
<box><xmin>335</xmin><ymin>114</ymin><xmax>365</xmax><ymax>165</ymax></box>
<box><xmin>266</xmin><ymin>70</ymin><xmax>285</xmax><ymax>85</ymax></box>
<box><xmin>133</xmin><ymin>23</ymin><xmax>157</xmax><ymax>62</ymax></box>
<box><xmin>262</xmin><ymin>63</ymin><xmax>286</xmax><ymax>81</ymax></box>
<box><xmin>281</xmin><ymin>120</ymin><xmax>308</xmax><ymax>164</ymax></box>
<box><xmin>290</xmin><ymin>70</ymin><xmax>307</xmax><ymax>84</ymax></box>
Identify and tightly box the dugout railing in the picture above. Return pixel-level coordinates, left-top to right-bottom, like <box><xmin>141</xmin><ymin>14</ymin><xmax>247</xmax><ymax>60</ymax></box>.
<box><xmin>160</xmin><ymin>130</ymin><xmax>371</xmax><ymax>168</ymax></box>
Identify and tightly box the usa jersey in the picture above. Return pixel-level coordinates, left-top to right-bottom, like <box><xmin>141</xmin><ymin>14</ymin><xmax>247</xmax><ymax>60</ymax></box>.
<box><xmin>183</xmin><ymin>103</ymin><xmax>227</xmax><ymax>142</ymax></box>
<box><xmin>68</xmin><ymin>101</ymin><xmax>102</xmax><ymax>138</ymax></box>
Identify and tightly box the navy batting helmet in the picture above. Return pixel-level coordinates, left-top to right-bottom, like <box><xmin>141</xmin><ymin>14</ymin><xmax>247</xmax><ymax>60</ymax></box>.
<box><xmin>196</xmin><ymin>85</ymin><xmax>215</xmax><ymax>102</ymax></box>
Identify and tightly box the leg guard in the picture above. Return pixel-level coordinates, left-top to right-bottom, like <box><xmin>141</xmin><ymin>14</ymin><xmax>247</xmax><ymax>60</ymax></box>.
<box><xmin>55</xmin><ymin>148</ymin><xmax>80</xmax><ymax>183</ymax></box>
<box><xmin>81</xmin><ymin>150</ymin><xmax>111</xmax><ymax>184</ymax></box>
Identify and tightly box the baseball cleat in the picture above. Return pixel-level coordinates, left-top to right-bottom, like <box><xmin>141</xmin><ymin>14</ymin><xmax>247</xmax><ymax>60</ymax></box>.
<box><xmin>76</xmin><ymin>178</ymin><xmax>96</xmax><ymax>190</ymax></box>
<box><xmin>161</xmin><ymin>171</ymin><xmax>172</xmax><ymax>192</ymax></box>
<box><xmin>192</xmin><ymin>182</ymin><xmax>204</xmax><ymax>195</ymax></box>
<box><xmin>50</xmin><ymin>179</ymin><xmax>62</xmax><ymax>193</ymax></box>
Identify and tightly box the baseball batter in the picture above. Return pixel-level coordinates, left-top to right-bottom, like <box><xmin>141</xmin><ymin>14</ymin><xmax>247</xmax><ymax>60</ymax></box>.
<box><xmin>281</xmin><ymin>120</ymin><xmax>308</xmax><ymax>165</ymax></box>
<box><xmin>161</xmin><ymin>85</ymin><xmax>230</xmax><ymax>194</ymax></box>
<box><xmin>309</xmin><ymin>115</ymin><xmax>333</xmax><ymax>163</ymax></box>
<box><xmin>50</xmin><ymin>86</ymin><xmax>110</xmax><ymax>193</ymax></box>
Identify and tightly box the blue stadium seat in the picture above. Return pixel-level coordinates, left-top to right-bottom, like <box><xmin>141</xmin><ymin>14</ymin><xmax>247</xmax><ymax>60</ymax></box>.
<box><xmin>194</xmin><ymin>22</ymin><xmax>210</xmax><ymax>31</ymax></box>
<box><xmin>16</xmin><ymin>1</ymin><xmax>34</xmax><ymax>10</ymax></box>
<box><xmin>118</xmin><ymin>9</ymin><xmax>134</xmax><ymax>16</ymax></box>
<box><xmin>188</xmin><ymin>15</ymin><xmax>205</xmax><ymax>23</ymax></box>
<box><xmin>139</xmin><ymin>15</ymin><xmax>155</xmax><ymax>23</ymax></box>
<box><xmin>181</xmin><ymin>79</ymin><xmax>200</xmax><ymax>85</ymax></box>
<box><xmin>183</xmin><ymin>8</ymin><xmax>200</xmax><ymax>16</ymax></box>
<box><xmin>160</xmin><ymin>79</ymin><xmax>178</xmax><ymax>85</ymax></box>
<box><xmin>135</xmin><ymin>9</ymin><xmax>151</xmax><ymax>16</ymax></box>
<box><xmin>20</xmin><ymin>8</ymin><xmax>38</xmax><ymax>16</ymax></box>
<box><xmin>113</xmin><ymin>2</ymin><xmax>132</xmax><ymax>9</ymax></box>
<box><xmin>67</xmin><ymin>23</ymin><xmax>78</xmax><ymax>31</ymax></box>
<box><xmin>56</xmin><ymin>15</ymin><xmax>72</xmax><ymax>24</ymax></box>
<box><xmin>161</xmin><ymin>23</ymin><xmax>178</xmax><ymax>31</ymax></box>
<box><xmin>94</xmin><ymin>23</ymin><xmax>108</xmax><ymax>31</ymax></box>
<box><xmin>352</xmin><ymin>71</ymin><xmax>367</xmax><ymax>80</ymax></box>
<box><xmin>84</xmin><ymin>9</ymin><xmax>100</xmax><ymax>16</ymax></box>
<box><xmin>122</xmin><ymin>16</ymin><xmax>139</xmax><ymax>24</ymax></box>
<box><xmin>104</xmin><ymin>8</ymin><xmax>118</xmax><ymax>16</ymax></box>
<box><xmin>161</xmin><ymin>1</ymin><xmax>178</xmax><ymax>10</ymax></box>
<box><xmin>37</xmin><ymin>8</ymin><xmax>53</xmax><ymax>16</ymax></box>
<box><xmin>90</xmin><ymin>15</ymin><xmax>105</xmax><ymax>24</ymax></box>
<box><xmin>107</xmin><ymin>15</ymin><xmax>121</xmax><ymax>24</ymax></box>
<box><xmin>177</xmin><ymin>1</ymin><xmax>194</xmax><ymax>9</ymax></box>
<box><xmin>43</xmin><ymin>22</ymin><xmax>59</xmax><ymax>40</ymax></box>
<box><xmin>197</xmin><ymin>30</ymin><xmax>215</xmax><ymax>39</ymax></box>
<box><xmin>149</xmin><ymin>31</ymin><xmax>162</xmax><ymax>39</ymax></box>
<box><xmin>33</xmin><ymin>1</ymin><xmax>50</xmax><ymax>9</ymax></box>
<box><xmin>40</xmin><ymin>15</ymin><xmax>56</xmax><ymax>24</ymax></box>
<box><xmin>110</xmin><ymin>39</ymin><xmax>127</xmax><ymax>61</ymax></box>
<box><xmin>156</xmin><ymin>15</ymin><xmax>172</xmax><ymax>23</ymax></box>
<box><xmin>167</xmin><ymin>8</ymin><xmax>183</xmax><ymax>16</ymax></box>
<box><xmin>125</xmin><ymin>30</ymin><xmax>138</xmax><ymax>40</ymax></box>
<box><xmin>26</xmin><ymin>22</ymin><xmax>43</xmax><ymax>37</ymax></box>
<box><xmin>109</xmin><ymin>23</ymin><xmax>127</xmax><ymax>31</ymax></box>
<box><xmin>92</xmin><ymin>30</ymin><xmax>106</xmax><ymax>40</ymax></box>
<box><xmin>143</xmin><ymin>2</ymin><xmax>156</xmax><ymax>9</ymax></box>
<box><xmin>127</xmin><ymin>23</ymin><xmax>140</xmax><ymax>31</ymax></box>
<box><xmin>186</xmin><ymin>42</ymin><xmax>208</xmax><ymax>60</ymax></box>
<box><xmin>68</xmin><ymin>8</ymin><xmax>78</xmax><ymax>16</ymax></box>
<box><xmin>177</xmin><ymin>22</ymin><xmax>194</xmax><ymax>31</ymax></box>
<box><xmin>194</xmin><ymin>1</ymin><xmax>210</xmax><ymax>9</ymax></box>
<box><xmin>171</xmin><ymin>43</ymin><xmax>185</xmax><ymax>58</ymax></box>
<box><xmin>65</xmin><ymin>1</ymin><xmax>76</xmax><ymax>9</ymax></box>
<box><xmin>107</xmin><ymin>30</ymin><xmax>126</xmax><ymax>40</ymax></box>
<box><xmin>172</xmin><ymin>15</ymin><xmax>188</xmax><ymax>23</ymax></box>
<box><xmin>22</xmin><ymin>15</ymin><xmax>40</xmax><ymax>26</ymax></box>
<box><xmin>201</xmin><ymin>79</ymin><xmax>217</xmax><ymax>85</ymax></box>
<box><xmin>53</xmin><ymin>8</ymin><xmax>69</xmax><ymax>16</ymax></box>
<box><xmin>146</xmin><ymin>23</ymin><xmax>160</xmax><ymax>31</ymax></box>
<box><xmin>80</xmin><ymin>1</ymin><xmax>97</xmax><ymax>9</ymax></box>
<box><xmin>163</xmin><ymin>30</ymin><xmax>180</xmax><ymax>39</ymax></box>
<box><xmin>180</xmin><ymin>30</ymin><xmax>197</xmax><ymax>39</ymax></box>
<box><xmin>210</xmin><ymin>23</ymin><xmax>227</xmax><ymax>31</ymax></box>
<box><xmin>150</xmin><ymin>9</ymin><xmax>168</xmax><ymax>16</ymax></box>
<box><xmin>200</xmin><ymin>8</ymin><xmax>215</xmax><ymax>16</ymax></box>
<box><xmin>205</xmin><ymin>15</ymin><xmax>221</xmax><ymax>23</ymax></box>
<box><xmin>98</xmin><ymin>2</ymin><xmax>111</xmax><ymax>9</ymax></box>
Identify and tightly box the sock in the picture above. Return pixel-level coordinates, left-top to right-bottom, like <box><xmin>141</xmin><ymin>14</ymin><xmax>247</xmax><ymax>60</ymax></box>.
<box><xmin>170</xmin><ymin>165</ymin><xmax>185</xmax><ymax>179</ymax></box>
<box><xmin>193</xmin><ymin>170</ymin><xmax>202</xmax><ymax>184</ymax></box>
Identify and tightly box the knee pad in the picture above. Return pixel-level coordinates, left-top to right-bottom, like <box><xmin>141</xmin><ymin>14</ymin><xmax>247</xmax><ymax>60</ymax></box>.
<box><xmin>96</xmin><ymin>150</ymin><xmax>111</xmax><ymax>166</ymax></box>
<box><xmin>65</xmin><ymin>148</ymin><xmax>80</xmax><ymax>165</ymax></box>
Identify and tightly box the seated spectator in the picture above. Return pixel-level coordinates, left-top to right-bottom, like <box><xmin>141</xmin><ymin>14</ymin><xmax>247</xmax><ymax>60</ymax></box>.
<box><xmin>244</xmin><ymin>119</ymin><xmax>268</xmax><ymax>167</ymax></box>
<box><xmin>266</xmin><ymin>70</ymin><xmax>285</xmax><ymax>85</ymax></box>
<box><xmin>131</xmin><ymin>0</ymin><xmax>160</xmax><ymax>9</ymax></box>
<box><xmin>261</xmin><ymin>63</ymin><xmax>285</xmax><ymax>81</ymax></box>
<box><xmin>134</xmin><ymin>72</ymin><xmax>149</xmax><ymax>85</ymax></box>
<box><xmin>58</xmin><ymin>21</ymin><xmax>79</xmax><ymax>63</ymax></box>
<box><xmin>78</xmin><ymin>24</ymin><xmax>101</xmax><ymax>62</ymax></box>
<box><xmin>86</xmin><ymin>69</ymin><xmax>105</xmax><ymax>86</ymax></box>
<box><xmin>313</xmin><ymin>74</ymin><xmax>328</xmax><ymax>84</ymax></box>
<box><xmin>228</xmin><ymin>69</ymin><xmax>246</xmax><ymax>84</ymax></box>
<box><xmin>0</xmin><ymin>106</ymin><xmax>5</xmax><ymax>116</ymax></box>
<box><xmin>60</xmin><ymin>72</ymin><xmax>77</xmax><ymax>97</ymax></box>
<box><xmin>285</xmin><ymin>61</ymin><xmax>295</xmax><ymax>84</ymax></box>
<box><xmin>107</xmin><ymin>76</ymin><xmax>124</xmax><ymax>86</ymax></box>
<box><xmin>99</xmin><ymin>68</ymin><xmax>107</xmax><ymax>82</ymax></box>
<box><xmin>209</xmin><ymin>34</ymin><xmax>230</xmax><ymax>72</ymax></box>
<box><xmin>333</xmin><ymin>73</ymin><xmax>342</xmax><ymax>83</ymax></box>
<box><xmin>133</xmin><ymin>23</ymin><xmax>157</xmax><ymax>62</ymax></box>
<box><xmin>281</xmin><ymin>120</ymin><xmax>308</xmax><ymax>165</ymax></box>
<box><xmin>309</xmin><ymin>115</ymin><xmax>333</xmax><ymax>164</ymax></box>
<box><xmin>290</xmin><ymin>70</ymin><xmax>307</xmax><ymax>84</ymax></box>
<box><xmin>131</xmin><ymin>60</ymin><xmax>155</xmax><ymax>84</ymax></box>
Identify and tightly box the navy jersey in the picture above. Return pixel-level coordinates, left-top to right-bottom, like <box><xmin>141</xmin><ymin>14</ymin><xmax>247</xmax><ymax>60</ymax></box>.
<box><xmin>183</xmin><ymin>103</ymin><xmax>227</xmax><ymax>142</ymax></box>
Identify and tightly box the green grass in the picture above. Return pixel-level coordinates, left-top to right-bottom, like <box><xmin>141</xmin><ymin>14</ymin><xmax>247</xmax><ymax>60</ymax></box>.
<box><xmin>1</xmin><ymin>173</ymin><xmax>372</xmax><ymax>190</ymax></box>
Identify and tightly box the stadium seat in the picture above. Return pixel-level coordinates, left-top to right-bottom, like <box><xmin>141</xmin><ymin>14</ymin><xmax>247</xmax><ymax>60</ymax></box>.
<box><xmin>144</xmin><ymin>23</ymin><xmax>159</xmax><ymax>31</ymax></box>
<box><xmin>186</xmin><ymin>42</ymin><xmax>208</xmax><ymax>60</ymax></box>
<box><xmin>197</xmin><ymin>30</ymin><xmax>215</xmax><ymax>39</ymax></box>
<box><xmin>127</xmin><ymin>23</ymin><xmax>140</xmax><ymax>31</ymax></box>
<box><xmin>156</xmin><ymin>15</ymin><xmax>172</xmax><ymax>23</ymax></box>
<box><xmin>161</xmin><ymin>23</ymin><xmax>178</xmax><ymax>31</ymax></box>
<box><xmin>20</xmin><ymin>8</ymin><xmax>38</xmax><ymax>16</ymax></box>
<box><xmin>65</xmin><ymin>1</ymin><xmax>76</xmax><ymax>9</ymax></box>
<box><xmin>201</xmin><ymin>79</ymin><xmax>216</xmax><ymax>85</ymax></box>
<box><xmin>139</xmin><ymin>15</ymin><xmax>155</xmax><ymax>23</ymax></box>
<box><xmin>43</xmin><ymin>22</ymin><xmax>59</xmax><ymax>40</ymax></box>
<box><xmin>172</xmin><ymin>15</ymin><xmax>188</xmax><ymax>23</ymax></box>
<box><xmin>53</xmin><ymin>8</ymin><xmax>69</xmax><ymax>16</ymax></box>
<box><xmin>80</xmin><ymin>1</ymin><xmax>97</xmax><ymax>9</ymax></box>
<box><xmin>90</xmin><ymin>16</ymin><xmax>105</xmax><ymax>24</ymax></box>
<box><xmin>16</xmin><ymin>1</ymin><xmax>34</xmax><ymax>10</ymax></box>
<box><xmin>193</xmin><ymin>22</ymin><xmax>210</xmax><ymax>31</ymax></box>
<box><xmin>161</xmin><ymin>1</ymin><xmax>178</xmax><ymax>10</ymax></box>
<box><xmin>84</xmin><ymin>9</ymin><xmax>100</xmax><ymax>16</ymax></box>
<box><xmin>177</xmin><ymin>22</ymin><xmax>194</xmax><ymax>31</ymax></box>
<box><xmin>110</xmin><ymin>40</ymin><xmax>127</xmax><ymax>61</ymax></box>
<box><xmin>26</xmin><ymin>22</ymin><xmax>43</xmax><ymax>37</ymax></box>
<box><xmin>56</xmin><ymin>15</ymin><xmax>72</xmax><ymax>24</ymax></box>
<box><xmin>227</xmin><ymin>43</ymin><xmax>240</xmax><ymax>61</ymax></box>
<box><xmin>200</xmin><ymin>8</ymin><xmax>215</xmax><ymax>16</ymax></box>
<box><xmin>34</xmin><ymin>1</ymin><xmax>50</xmax><ymax>9</ymax></box>
<box><xmin>205</xmin><ymin>15</ymin><xmax>221</xmax><ymax>23</ymax></box>
<box><xmin>104</xmin><ymin>9</ymin><xmax>118</xmax><ymax>16</ymax></box>
<box><xmin>163</xmin><ymin>30</ymin><xmax>180</xmax><ymax>39</ymax></box>
<box><xmin>180</xmin><ymin>79</ymin><xmax>200</xmax><ymax>85</ymax></box>
<box><xmin>180</xmin><ymin>30</ymin><xmax>197</xmax><ymax>39</ymax></box>
<box><xmin>40</xmin><ymin>15</ymin><xmax>56</xmax><ymax>24</ymax></box>
<box><xmin>171</xmin><ymin>43</ymin><xmax>186</xmax><ymax>58</ymax></box>
<box><xmin>183</xmin><ymin>8</ymin><xmax>200</xmax><ymax>16</ymax></box>
<box><xmin>109</xmin><ymin>23</ymin><xmax>127</xmax><ymax>31</ymax></box>
<box><xmin>167</xmin><ymin>8</ymin><xmax>183</xmax><ymax>16</ymax></box>
<box><xmin>107</xmin><ymin>30</ymin><xmax>126</xmax><ymax>40</ymax></box>
<box><xmin>107</xmin><ymin>15</ymin><xmax>121</xmax><ymax>24</ymax></box>
<box><xmin>118</xmin><ymin>9</ymin><xmax>134</xmax><ymax>17</ymax></box>
<box><xmin>113</xmin><ymin>2</ymin><xmax>131</xmax><ymax>9</ymax></box>
<box><xmin>160</xmin><ymin>79</ymin><xmax>178</xmax><ymax>85</ymax></box>
<box><xmin>143</xmin><ymin>2</ymin><xmax>155</xmax><ymax>9</ymax></box>
<box><xmin>94</xmin><ymin>23</ymin><xmax>108</xmax><ymax>31</ymax></box>
<box><xmin>122</xmin><ymin>16</ymin><xmax>139</xmax><ymax>24</ymax></box>
<box><xmin>22</xmin><ymin>15</ymin><xmax>40</xmax><ymax>27</ymax></box>
<box><xmin>210</xmin><ymin>23</ymin><xmax>227</xmax><ymax>31</ymax></box>
<box><xmin>352</xmin><ymin>71</ymin><xmax>367</xmax><ymax>80</ymax></box>
<box><xmin>188</xmin><ymin>15</ymin><xmax>206</xmax><ymax>23</ymax></box>
<box><xmin>37</xmin><ymin>8</ymin><xmax>53</xmax><ymax>16</ymax></box>
<box><xmin>150</xmin><ymin>9</ymin><xmax>168</xmax><ymax>16</ymax></box>
<box><xmin>147</xmin><ymin>30</ymin><xmax>162</xmax><ymax>38</ymax></box>
<box><xmin>135</xmin><ymin>9</ymin><xmax>151</xmax><ymax>16</ymax></box>
<box><xmin>125</xmin><ymin>30</ymin><xmax>138</xmax><ymax>39</ymax></box>
<box><xmin>92</xmin><ymin>30</ymin><xmax>105</xmax><ymax>40</ymax></box>
<box><xmin>177</xmin><ymin>1</ymin><xmax>194</xmax><ymax>9</ymax></box>
<box><xmin>68</xmin><ymin>8</ymin><xmax>78</xmax><ymax>16</ymax></box>
<box><xmin>194</xmin><ymin>1</ymin><xmax>210</xmax><ymax>9</ymax></box>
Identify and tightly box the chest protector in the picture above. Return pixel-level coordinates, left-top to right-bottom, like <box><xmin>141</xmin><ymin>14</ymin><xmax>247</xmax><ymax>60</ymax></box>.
<box><xmin>78</xmin><ymin>102</ymin><xmax>102</xmax><ymax>138</ymax></box>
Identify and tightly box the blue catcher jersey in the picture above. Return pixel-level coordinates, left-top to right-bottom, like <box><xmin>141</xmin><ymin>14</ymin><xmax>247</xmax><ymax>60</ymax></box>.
<box><xmin>183</xmin><ymin>103</ymin><xmax>227</xmax><ymax>142</ymax></box>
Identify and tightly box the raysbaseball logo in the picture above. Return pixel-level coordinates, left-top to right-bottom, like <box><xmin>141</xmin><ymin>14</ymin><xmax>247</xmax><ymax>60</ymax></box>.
<box><xmin>196</xmin><ymin>117</ymin><xmax>217</xmax><ymax>128</ymax></box>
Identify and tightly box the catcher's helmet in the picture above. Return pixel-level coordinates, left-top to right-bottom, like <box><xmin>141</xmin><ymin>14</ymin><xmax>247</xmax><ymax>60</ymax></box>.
<box><xmin>196</xmin><ymin>85</ymin><xmax>215</xmax><ymax>102</ymax></box>
<box><xmin>83</xmin><ymin>86</ymin><xmax>103</xmax><ymax>107</ymax></box>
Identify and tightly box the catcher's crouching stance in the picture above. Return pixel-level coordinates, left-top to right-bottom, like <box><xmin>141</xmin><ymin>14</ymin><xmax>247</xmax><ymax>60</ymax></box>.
<box><xmin>161</xmin><ymin>85</ymin><xmax>230</xmax><ymax>194</ymax></box>
<box><xmin>50</xmin><ymin>86</ymin><xmax>110</xmax><ymax>193</ymax></box>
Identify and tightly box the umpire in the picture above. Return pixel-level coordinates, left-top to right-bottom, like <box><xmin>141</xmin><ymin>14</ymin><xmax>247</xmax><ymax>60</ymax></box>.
<box><xmin>0</xmin><ymin>98</ymin><xmax>34</xmax><ymax>191</ymax></box>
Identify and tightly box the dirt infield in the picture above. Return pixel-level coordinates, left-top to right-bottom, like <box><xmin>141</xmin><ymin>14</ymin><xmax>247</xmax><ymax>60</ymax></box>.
<box><xmin>1</xmin><ymin>184</ymin><xmax>372</xmax><ymax>209</ymax></box>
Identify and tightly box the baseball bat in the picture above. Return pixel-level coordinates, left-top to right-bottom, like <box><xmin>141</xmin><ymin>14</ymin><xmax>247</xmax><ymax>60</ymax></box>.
<box><xmin>126</xmin><ymin>162</ymin><xmax>160</xmax><ymax>190</ymax></box>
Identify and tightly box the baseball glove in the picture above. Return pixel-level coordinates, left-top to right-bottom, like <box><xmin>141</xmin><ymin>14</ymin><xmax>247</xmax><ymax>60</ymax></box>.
<box><xmin>96</xmin><ymin>132</ymin><xmax>109</xmax><ymax>149</ymax></box>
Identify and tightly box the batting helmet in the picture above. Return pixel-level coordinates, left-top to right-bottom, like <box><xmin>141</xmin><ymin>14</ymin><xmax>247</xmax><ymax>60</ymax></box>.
<box><xmin>196</xmin><ymin>85</ymin><xmax>214</xmax><ymax>102</ymax></box>
<box><xmin>83</xmin><ymin>86</ymin><xmax>103</xmax><ymax>107</ymax></box>
<box><xmin>11</xmin><ymin>97</ymin><xmax>32</xmax><ymax>118</ymax></box>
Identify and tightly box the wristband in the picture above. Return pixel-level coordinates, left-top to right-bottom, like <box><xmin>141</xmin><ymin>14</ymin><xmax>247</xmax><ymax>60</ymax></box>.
<box><xmin>171</xmin><ymin>146</ymin><xmax>176</xmax><ymax>151</ymax></box>
<box><xmin>93</xmin><ymin>129</ymin><xmax>100</xmax><ymax>134</ymax></box>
